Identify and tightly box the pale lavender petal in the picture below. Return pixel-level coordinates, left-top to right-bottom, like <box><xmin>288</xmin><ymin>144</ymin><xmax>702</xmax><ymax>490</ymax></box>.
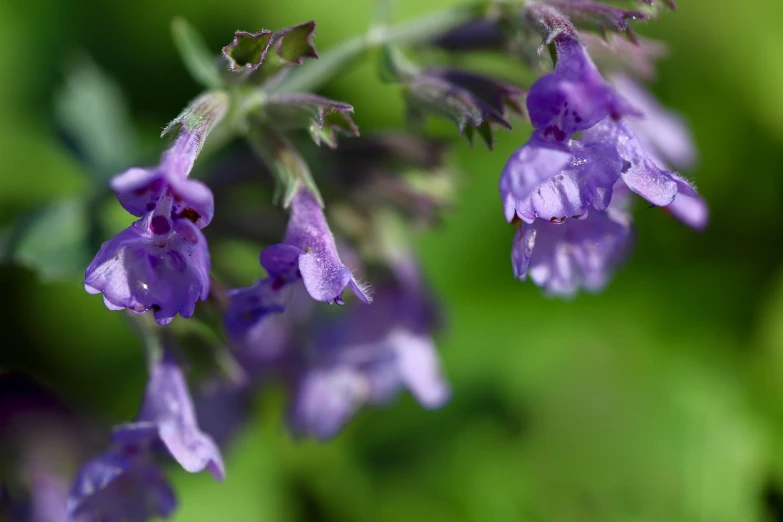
<box><xmin>136</xmin><ymin>354</ymin><xmax>225</xmax><ymax>480</ymax></box>
<box><xmin>500</xmin><ymin>138</ymin><xmax>622</xmax><ymax>224</ymax></box>
<box><xmin>611</xmin><ymin>74</ymin><xmax>697</xmax><ymax>170</ymax></box>
<box><xmin>167</xmin><ymin>176</ymin><xmax>215</xmax><ymax>229</ymax></box>
<box><xmin>499</xmin><ymin>139</ymin><xmax>571</xmax><ymax>222</ymax></box>
<box><xmin>514</xmin><ymin>209</ymin><xmax>633</xmax><ymax>296</ymax></box>
<box><xmin>30</xmin><ymin>474</ymin><xmax>68</xmax><ymax>522</ymax></box>
<box><xmin>583</xmin><ymin>118</ymin><xmax>678</xmax><ymax>207</ymax></box>
<box><xmin>289</xmin><ymin>367</ymin><xmax>368</xmax><ymax>439</ymax></box>
<box><xmin>390</xmin><ymin>330</ymin><xmax>450</xmax><ymax>408</ymax></box>
<box><xmin>667</xmin><ymin>174</ymin><xmax>708</xmax><ymax>230</ymax></box>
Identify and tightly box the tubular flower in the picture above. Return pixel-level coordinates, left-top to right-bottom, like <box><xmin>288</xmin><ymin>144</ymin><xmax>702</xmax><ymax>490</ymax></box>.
<box><xmin>84</xmin><ymin>92</ymin><xmax>226</xmax><ymax>325</ymax></box>
<box><xmin>269</xmin><ymin>187</ymin><xmax>372</xmax><ymax>305</ymax></box>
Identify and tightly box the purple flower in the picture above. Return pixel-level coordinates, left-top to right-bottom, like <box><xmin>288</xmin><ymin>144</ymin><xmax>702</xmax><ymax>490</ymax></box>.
<box><xmin>265</xmin><ymin>188</ymin><xmax>372</xmax><ymax>305</ymax></box>
<box><xmin>499</xmin><ymin>135</ymin><xmax>623</xmax><ymax>224</ymax></box>
<box><xmin>113</xmin><ymin>353</ymin><xmax>225</xmax><ymax>480</ymax></box>
<box><xmin>512</xmin><ymin>196</ymin><xmax>633</xmax><ymax>296</ymax></box>
<box><xmin>68</xmin><ymin>451</ymin><xmax>176</xmax><ymax>522</ymax></box>
<box><xmin>526</xmin><ymin>33</ymin><xmax>634</xmax><ymax>143</ymax></box>
<box><xmin>85</xmin><ymin>92</ymin><xmax>227</xmax><ymax>325</ymax></box>
<box><xmin>287</xmin><ymin>277</ymin><xmax>449</xmax><ymax>439</ymax></box>
<box><xmin>84</xmin><ymin>211</ymin><xmax>210</xmax><ymax>326</ymax></box>
<box><xmin>582</xmin><ymin>117</ymin><xmax>707</xmax><ymax>229</ymax></box>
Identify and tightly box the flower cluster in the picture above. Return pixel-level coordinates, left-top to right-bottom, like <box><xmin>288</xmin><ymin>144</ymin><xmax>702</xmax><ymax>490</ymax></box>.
<box><xmin>14</xmin><ymin>1</ymin><xmax>708</xmax><ymax>519</ymax></box>
<box><xmin>495</xmin><ymin>2</ymin><xmax>706</xmax><ymax>296</ymax></box>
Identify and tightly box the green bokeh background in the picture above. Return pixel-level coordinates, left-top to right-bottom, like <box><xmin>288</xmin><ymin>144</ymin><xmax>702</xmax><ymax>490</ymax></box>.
<box><xmin>2</xmin><ymin>0</ymin><xmax>783</xmax><ymax>521</ymax></box>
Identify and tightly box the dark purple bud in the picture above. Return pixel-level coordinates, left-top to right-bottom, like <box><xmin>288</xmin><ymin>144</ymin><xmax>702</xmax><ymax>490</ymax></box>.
<box><xmin>222</xmin><ymin>29</ymin><xmax>274</xmax><ymax>72</ymax></box>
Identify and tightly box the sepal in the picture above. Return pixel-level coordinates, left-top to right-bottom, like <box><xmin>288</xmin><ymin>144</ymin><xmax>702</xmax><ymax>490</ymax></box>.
<box><xmin>404</xmin><ymin>67</ymin><xmax>525</xmax><ymax>149</ymax></box>
<box><xmin>262</xmin><ymin>93</ymin><xmax>359</xmax><ymax>148</ymax></box>
<box><xmin>222</xmin><ymin>29</ymin><xmax>274</xmax><ymax>72</ymax></box>
<box><xmin>162</xmin><ymin>90</ymin><xmax>229</xmax><ymax>144</ymax></box>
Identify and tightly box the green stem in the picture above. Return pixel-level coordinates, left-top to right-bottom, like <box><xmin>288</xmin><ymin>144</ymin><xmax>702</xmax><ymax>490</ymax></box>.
<box><xmin>270</xmin><ymin>4</ymin><xmax>477</xmax><ymax>94</ymax></box>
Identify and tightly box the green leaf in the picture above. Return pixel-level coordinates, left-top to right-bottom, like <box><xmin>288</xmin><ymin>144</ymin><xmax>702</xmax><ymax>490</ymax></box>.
<box><xmin>171</xmin><ymin>17</ymin><xmax>223</xmax><ymax>89</ymax></box>
<box><xmin>55</xmin><ymin>54</ymin><xmax>137</xmax><ymax>180</ymax></box>
<box><xmin>2</xmin><ymin>199</ymin><xmax>92</xmax><ymax>282</ymax></box>
<box><xmin>222</xmin><ymin>29</ymin><xmax>273</xmax><ymax>72</ymax></box>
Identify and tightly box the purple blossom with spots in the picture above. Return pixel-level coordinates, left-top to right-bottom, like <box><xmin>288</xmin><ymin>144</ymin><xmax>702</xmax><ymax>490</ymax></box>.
<box><xmin>84</xmin><ymin>93</ymin><xmax>226</xmax><ymax>325</ymax></box>
<box><xmin>267</xmin><ymin>187</ymin><xmax>372</xmax><ymax>305</ymax></box>
<box><xmin>113</xmin><ymin>353</ymin><xmax>225</xmax><ymax>480</ymax></box>
<box><xmin>500</xmin><ymin>2</ymin><xmax>706</xmax><ymax>296</ymax></box>
<box><xmin>525</xmin><ymin>32</ymin><xmax>635</xmax><ymax>143</ymax></box>
<box><xmin>68</xmin><ymin>450</ymin><xmax>176</xmax><ymax>522</ymax></box>
<box><xmin>84</xmin><ymin>210</ymin><xmax>210</xmax><ymax>326</ymax></box>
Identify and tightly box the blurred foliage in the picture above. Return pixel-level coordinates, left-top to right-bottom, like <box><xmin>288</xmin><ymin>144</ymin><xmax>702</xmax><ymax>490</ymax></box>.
<box><xmin>1</xmin><ymin>0</ymin><xmax>783</xmax><ymax>521</ymax></box>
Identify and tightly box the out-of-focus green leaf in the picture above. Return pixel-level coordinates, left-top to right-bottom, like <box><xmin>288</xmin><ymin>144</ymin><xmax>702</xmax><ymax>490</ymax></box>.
<box><xmin>3</xmin><ymin>198</ymin><xmax>91</xmax><ymax>282</ymax></box>
<box><xmin>55</xmin><ymin>55</ymin><xmax>137</xmax><ymax>179</ymax></box>
<box><xmin>172</xmin><ymin>17</ymin><xmax>223</xmax><ymax>89</ymax></box>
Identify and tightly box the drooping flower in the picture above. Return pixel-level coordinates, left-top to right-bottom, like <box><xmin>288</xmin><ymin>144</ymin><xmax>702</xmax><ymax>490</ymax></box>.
<box><xmin>512</xmin><ymin>188</ymin><xmax>633</xmax><ymax>296</ymax></box>
<box><xmin>84</xmin><ymin>211</ymin><xmax>210</xmax><ymax>326</ymax></box>
<box><xmin>84</xmin><ymin>92</ymin><xmax>227</xmax><ymax>325</ymax></box>
<box><xmin>265</xmin><ymin>187</ymin><xmax>372</xmax><ymax>305</ymax></box>
<box><xmin>68</xmin><ymin>450</ymin><xmax>176</xmax><ymax>522</ymax></box>
<box><xmin>287</xmin><ymin>274</ymin><xmax>449</xmax><ymax>439</ymax></box>
<box><xmin>113</xmin><ymin>353</ymin><xmax>225</xmax><ymax>480</ymax></box>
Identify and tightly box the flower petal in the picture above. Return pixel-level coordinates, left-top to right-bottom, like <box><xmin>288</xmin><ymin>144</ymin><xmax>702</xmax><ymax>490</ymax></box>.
<box><xmin>583</xmin><ymin>118</ymin><xmax>678</xmax><ymax>207</ymax></box>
